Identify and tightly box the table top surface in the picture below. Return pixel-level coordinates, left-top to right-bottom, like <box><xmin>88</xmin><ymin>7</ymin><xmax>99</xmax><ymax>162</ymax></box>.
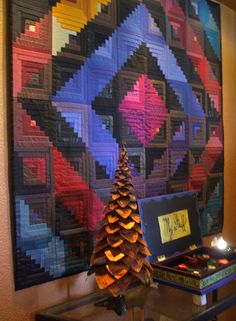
<box><xmin>36</xmin><ymin>280</ymin><xmax>236</xmax><ymax>321</ymax></box>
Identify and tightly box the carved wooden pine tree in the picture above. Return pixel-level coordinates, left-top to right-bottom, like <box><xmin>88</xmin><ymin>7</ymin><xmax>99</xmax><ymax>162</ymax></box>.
<box><xmin>89</xmin><ymin>145</ymin><xmax>153</xmax><ymax>297</ymax></box>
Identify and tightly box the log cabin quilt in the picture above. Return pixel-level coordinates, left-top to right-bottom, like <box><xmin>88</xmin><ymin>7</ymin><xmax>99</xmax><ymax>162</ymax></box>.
<box><xmin>10</xmin><ymin>0</ymin><xmax>223</xmax><ymax>289</ymax></box>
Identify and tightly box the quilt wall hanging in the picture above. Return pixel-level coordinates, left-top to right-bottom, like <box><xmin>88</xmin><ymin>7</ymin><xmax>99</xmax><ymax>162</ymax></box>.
<box><xmin>11</xmin><ymin>0</ymin><xmax>223</xmax><ymax>290</ymax></box>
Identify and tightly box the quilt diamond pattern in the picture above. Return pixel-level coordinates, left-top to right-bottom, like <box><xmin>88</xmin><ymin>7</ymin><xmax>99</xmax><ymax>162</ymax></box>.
<box><xmin>11</xmin><ymin>0</ymin><xmax>223</xmax><ymax>289</ymax></box>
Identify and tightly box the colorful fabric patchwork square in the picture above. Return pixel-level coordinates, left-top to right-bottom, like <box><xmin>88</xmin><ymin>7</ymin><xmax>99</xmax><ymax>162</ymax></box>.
<box><xmin>11</xmin><ymin>0</ymin><xmax>223</xmax><ymax>289</ymax></box>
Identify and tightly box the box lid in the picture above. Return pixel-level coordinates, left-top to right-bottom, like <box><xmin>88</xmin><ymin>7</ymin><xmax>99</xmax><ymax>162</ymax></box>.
<box><xmin>138</xmin><ymin>191</ymin><xmax>202</xmax><ymax>263</ymax></box>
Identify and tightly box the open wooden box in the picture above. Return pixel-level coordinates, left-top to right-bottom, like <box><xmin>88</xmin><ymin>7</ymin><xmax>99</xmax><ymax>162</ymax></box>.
<box><xmin>152</xmin><ymin>246</ymin><xmax>236</xmax><ymax>295</ymax></box>
<box><xmin>138</xmin><ymin>192</ymin><xmax>236</xmax><ymax>295</ymax></box>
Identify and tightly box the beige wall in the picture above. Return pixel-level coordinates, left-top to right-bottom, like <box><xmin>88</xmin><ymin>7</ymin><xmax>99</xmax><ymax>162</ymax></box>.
<box><xmin>217</xmin><ymin>4</ymin><xmax>236</xmax><ymax>321</ymax></box>
<box><xmin>221</xmin><ymin>5</ymin><xmax>236</xmax><ymax>243</ymax></box>
<box><xmin>0</xmin><ymin>1</ymin><xmax>235</xmax><ymax>321</ymax></box>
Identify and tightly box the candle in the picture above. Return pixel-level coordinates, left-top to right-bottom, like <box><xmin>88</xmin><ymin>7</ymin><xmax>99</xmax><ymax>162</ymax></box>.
<box><xmin>217</xmin><ymin>237</ymin><xmax>228</xmax><ymax>250</ymax></box>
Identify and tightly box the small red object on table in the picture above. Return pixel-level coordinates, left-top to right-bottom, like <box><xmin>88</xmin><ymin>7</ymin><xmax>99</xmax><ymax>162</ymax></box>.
<box><xmin>217</xmin><ymin>258</ymin><xmax>229</xmax><ymax>265</ymax></box>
